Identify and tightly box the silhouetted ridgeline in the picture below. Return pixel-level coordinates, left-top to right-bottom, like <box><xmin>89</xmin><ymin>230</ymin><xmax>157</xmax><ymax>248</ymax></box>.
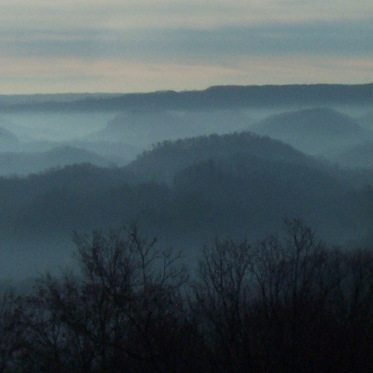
<box><xmin>0</xmin><ymin>83</ymin><xmax>372</xmax><ymax>112</ymax></box>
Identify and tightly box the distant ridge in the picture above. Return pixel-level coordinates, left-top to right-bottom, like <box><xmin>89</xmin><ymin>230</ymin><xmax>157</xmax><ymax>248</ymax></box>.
<box><xmin>249</xmin><ymin>107</ymin><xmax>373</xmax><ymax>154</ymax></box>
<box><xmin>0</xmin><ymin>83</ymin><xmax>372</xmax><ymax>112</ymax></box>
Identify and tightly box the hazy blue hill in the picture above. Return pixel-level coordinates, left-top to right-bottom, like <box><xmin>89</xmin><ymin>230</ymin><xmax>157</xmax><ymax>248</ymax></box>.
<box><xmin>0</xmin><ymin>84</ymin><xmax>372</xmax><ymax>112</ymax></box>
<box><xmin>249</xmin><ymin>108</ymin><xmax>373</xmax><ymax>155</ymax></box>
<box><xmin>331</xmin><ymin>141</ymin><xmax>373</xmax><ymax>168</ymax></box>
<box><xmin>0</xmin><ymin>116</ymin><xmax>19</xmax><ymax>129</ymax></box>
<box><xmin>70</xmin><ymin>139</ymin><xmax>137</xmax><ymax>166</ymax></box>
<box><xmin>0</xmin><ymin>125</ymin><xmax>19</xmax><ymax>151</ymax></box>
<box><xmin>92</xmin><ymin>110</ymin><xmax>187</xmax><ymax>144</ymax></box>
<box><xmin>357</xmin><ymin>111</ymin><xmax>373</xmax><ymax>130</ymax></box>
<box><xmin>127</xmin><ymin>132</ymin><xmax>317</xmax><ymax>183</ymax></box>
<box><xmin>0</xmin><ymin>146</ymin><xmax>112</xmax><ymax>176</ymax></box>
<box><xmin>41</xmin><ymin>146</ymin><xmax>110</xmax><ymax>166</ymax></box>
<box><xmin>178</xmin><ymin>109</ymin><xmax>251</xmax><ymax>134</ymax></box>
<box><xmin>91</xmin><ymin>109</ymin><xmax>251</xmax><ymax>147</ymax></box>
<box><xmin>202</xmin><ymin>84</ymin><xmax>373</xmax><ymax>107</ymax></box>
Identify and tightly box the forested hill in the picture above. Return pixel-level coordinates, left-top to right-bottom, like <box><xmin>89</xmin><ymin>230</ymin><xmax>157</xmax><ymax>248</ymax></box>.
<box><xmin>0</xmin><ymin>131</ymin><xmax>370</xmax><ymax>249</ymax></box>
<box><xmin>0</xmin><ymin>83</ymin><xmax>372</xmax><ymax>112</ymax></box>
<box><xmin>0</xmin><ymin>129</ymin><xmax>372</xmax><ymax>280</ymax></box>
<box><xmin>128</xmin><ymin>132</ymin><xmax>317</xmax><ymax>183</ymax></box>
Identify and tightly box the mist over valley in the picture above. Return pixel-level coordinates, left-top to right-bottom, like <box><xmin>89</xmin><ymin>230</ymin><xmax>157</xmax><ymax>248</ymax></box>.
<box><xmin>1</xmin><ymin>0</ymin><xmax>372</xmax><ymax>369</ymax></box>
<box><xmin>0</xmin><ymin>84</ymin><xmax>372</xmax><ymax>279</ymax></box>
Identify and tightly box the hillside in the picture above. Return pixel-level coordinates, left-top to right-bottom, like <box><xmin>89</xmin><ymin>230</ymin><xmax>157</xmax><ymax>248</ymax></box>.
<box><xmin>331</xmin><ymin>141</ymin><xmax>373</xmax><ymax>168</ymax></box>
<box><xmin>249</xmin><ymin>108</ymin><xmax>373</xmax><ymax>155</ymax></box>
<box><xmin>128</xmin><ymin>132</ymin><xmax>316</xmax><ymax>183</ymax></box>
<box><xmin>0</xmin><ymin>146</ymin><xmax>112</xmax><ymax>176</ymax></box>
<box><xmin>173</xmin><ymin>153</ymin><xmax>358</xmax><ymax>239</ymax></box>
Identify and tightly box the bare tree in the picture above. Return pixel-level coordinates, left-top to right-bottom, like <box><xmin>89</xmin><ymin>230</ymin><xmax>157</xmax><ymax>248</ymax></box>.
<box><xmin>0</xmin><ymin>289</ymin><xmax>22</xmax><ymax>373</ymax></box>
<box><xmin>192</xmin><ymin>237</ymin><xmax>253</xmax><ymax>372</ymax></box>
<box><xmin>14</xmin><ymin>227</ymin><xmax>189</xmax><ymax>373</ymax></box>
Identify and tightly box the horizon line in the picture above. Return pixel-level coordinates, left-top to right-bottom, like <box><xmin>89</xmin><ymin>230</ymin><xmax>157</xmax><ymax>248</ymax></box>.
<box><xmin>1</xmin><ymin>82</ymin><xmax>373</xmax><ymax>97</ymax></box>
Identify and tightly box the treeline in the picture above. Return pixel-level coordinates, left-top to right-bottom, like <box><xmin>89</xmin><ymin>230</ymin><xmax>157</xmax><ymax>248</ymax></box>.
<box><xmin>0</xmin><ymin>219</ymin><xmax>372</xmax><ymax>372</ymax></box>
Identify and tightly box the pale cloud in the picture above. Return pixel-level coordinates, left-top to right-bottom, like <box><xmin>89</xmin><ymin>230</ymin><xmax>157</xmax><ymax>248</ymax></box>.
<box><xmin>1</xmin><ymin>54</ymin><xmax>371</xmax><ymax>94</ymax></box>
<box><xmin>2</xmin><ymin>21</ymin><xmax>371</xmax><ymax>60</ymax></box>
<box><xmin>0</xmin><ymin>57</ymin><xmax>241</xmax><ymax>94</ymax></box>
<box><xmin>0</xmin><ymin>0</ymin><xmax>372</xmax><ymax>93</ymax></box>
<box><xmin>2</xmin><ymin>1</ymin><xmax>372</xmax><ymax>31</ymax></box>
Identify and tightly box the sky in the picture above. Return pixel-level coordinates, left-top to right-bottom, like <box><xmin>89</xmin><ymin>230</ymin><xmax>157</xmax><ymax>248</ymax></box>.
<box><xmin>0</xmin><ymin>0</ymin><xmax>372</xmax><ymax>94</ymax></box>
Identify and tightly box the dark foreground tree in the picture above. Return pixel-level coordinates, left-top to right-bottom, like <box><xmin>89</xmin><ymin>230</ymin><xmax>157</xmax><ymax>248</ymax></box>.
<box><xmin>191</xmin><ymin>219</ymin><xmax>373</xmax><ymax>373</ymax></box>
<box><xmin>0</xmin><ymin>290</ymin><xmax>22</xmax><ymax>372</ymax></box>
<box><xmin>0</xmin><ymin>220</ymin><xmax>372</xmax><ymax>372</ymax></box>
<box><xmin>191</xmin><ymin>238</ymin><xmax>254</xmax><ymax>372</ymax></box>
<box><xmin>14</xmin><ymin>227</ymin><xmax>190</xmax><ymax>373</ymax></box>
